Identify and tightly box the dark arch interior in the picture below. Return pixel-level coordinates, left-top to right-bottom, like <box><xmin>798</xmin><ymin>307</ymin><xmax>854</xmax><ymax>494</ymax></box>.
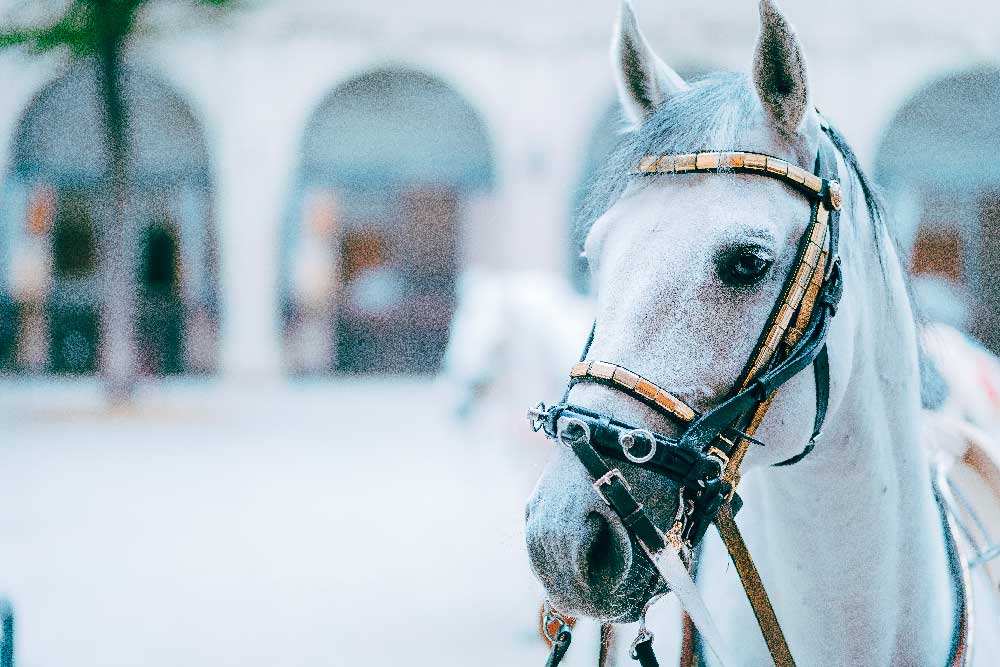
<box><xmin>875</xmin><ymin>67</ymin><xmax>1000</xmax><ymax>352</ymax></box>
<box><xmin>52</xmin><ymin>192</ymin><xmax>97</xmax><ymax>279</ymax></box>
<box><xmin>48</xmin><ymin>191</ymin><xmax>100</xmax><ymax>374</ymax></box>
<box><xmin>2</xmin><ymin>64</ymin><xmax>218</xmax><ymax>376</ymax></box>
<box><xmin>283</xmin><ymin>68</ymin><xmax>496</xmax><ymax>375</ymax></box>
<box><xmin>137</xmin><ymin>221</ymin><xmax>183</xmax><ymax>375</ymax></box>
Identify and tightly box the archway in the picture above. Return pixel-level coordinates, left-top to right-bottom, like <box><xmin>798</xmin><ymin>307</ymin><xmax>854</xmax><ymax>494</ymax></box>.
<box><xmin>0</xmin><ymin>63</ymin><xmax>219</xmax><ymax>376</ymax></box>
<box><xmin>874</xmin><ymin>67</ymin><xmax>1000</xmax><ymax>351</ymax></box>
<box><xmin>282</xmin><ymin>68</ymin><xmax>496</xmax><ymax>374</ymax></box>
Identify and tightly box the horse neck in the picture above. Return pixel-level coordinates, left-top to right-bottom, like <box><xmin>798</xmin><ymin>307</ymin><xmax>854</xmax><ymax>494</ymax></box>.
<box><xmin>731</xmin><ymin>168</ymin><xmax>956</xmax><ymax>665</ymax></box>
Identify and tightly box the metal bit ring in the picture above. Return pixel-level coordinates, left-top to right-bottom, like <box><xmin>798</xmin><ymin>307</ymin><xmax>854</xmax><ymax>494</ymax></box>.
<box><xmin>620</xmin><ymin>428</ymin><xmax>657</xmax><ymax>464</ymax></box>
<box><xmin>557</xmin><ymin>417</ymin><xmax>591</xmax><ymax>448</ymax></box>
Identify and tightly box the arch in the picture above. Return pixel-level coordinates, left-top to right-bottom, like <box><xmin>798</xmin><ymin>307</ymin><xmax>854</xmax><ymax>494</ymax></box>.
<box><xmin>874</xmin><ymin>66</ymin><xmax>1000</xmax><ymax>351</ymax></box>
<box><xmin>281</xmin><ymin>66</ymin><xmax>497</xmax><ymax>375</ymax></box>
<box><xmin>0</xmin><ymin>63</ymin><xmax>219</xmax><ymax>375</ymax></box>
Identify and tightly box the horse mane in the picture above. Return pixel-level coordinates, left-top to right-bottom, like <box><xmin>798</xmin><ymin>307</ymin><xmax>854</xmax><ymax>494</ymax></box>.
<box><xmin>821</xmin><ymin>118</ymin><xmax>888</xmax><ymax>257</ymax></box>
<box><xmin>575</xmin><ymin>72</ymin><xmax>887</xmax><ymax>256</ymax></box>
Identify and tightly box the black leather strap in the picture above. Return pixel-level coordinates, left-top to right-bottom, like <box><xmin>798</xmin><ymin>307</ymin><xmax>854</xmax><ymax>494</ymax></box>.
<box><xmin>632</xmin><ymin>636</ymin><xmax>661</xmax><ymax>667</ymax></box>
<box><xmin>559</xmin><ymin>420</ymin><xmax>669</xmax><ymax>555</ymax></box>
<box><xmin>768</xmin><ymin>133</ymin><xmax>841</xmax><ymax>467</ymax></box>
<box><xmin>536</xmin><ymin>406</ymin><xmax>744</xmax><ymax>554</ymax></box>
<box><xmin>679</xmin><ymin>135</ymin><xmax>843</xmax><ymax>460</ymax></box>
<box><xmin>561</xmin><ymin>321</ymin><xmax>598</xmax><ymax>404</ymax></box>
<box><xmin>550</xmin><ymin>406</ymin><xmax>701</xmax><ymax>480</ymax></box>
<box><xmin>676</xmin><ymin>285</ymin><xmax>839</xmax><ymax>455</ymax></box>
<box><xmin>544</xmin><ymin>625</ymin><xmax>572</xmax><ymax>667</ymax></box>
<box><xmin>773</xmin><ymin>342</ymin><xmax>829</xmax><ymax>467</ymax></box>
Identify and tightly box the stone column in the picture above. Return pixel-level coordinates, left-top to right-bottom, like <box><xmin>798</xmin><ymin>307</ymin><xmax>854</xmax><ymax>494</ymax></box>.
<box><xmin>211</xmin><ymin>50</ymin><xmax>302</xmax><ymax>380</ymax></box>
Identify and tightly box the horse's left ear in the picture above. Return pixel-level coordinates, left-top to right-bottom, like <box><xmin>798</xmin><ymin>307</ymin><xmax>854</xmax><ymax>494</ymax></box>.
<box><xmin>612</xmin><ymin>1</ymin><xmax>688</xmax><ymax>126</ymax></box>
<box><xmin>752</xmin><ymin>0</ymin><xmax>811</xmax><ymax>137</ymax></box>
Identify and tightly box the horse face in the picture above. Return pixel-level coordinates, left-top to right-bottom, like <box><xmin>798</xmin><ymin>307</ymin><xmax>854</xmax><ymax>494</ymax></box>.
<box><xmin>525</xmin><ymin>0</ymin><xmax>828</xmax><ymax>621</ymax></box>
<box><xmin>526</xmin><ymin>173</ymin><xmax>821</xmax><ymax>619</ymax></box>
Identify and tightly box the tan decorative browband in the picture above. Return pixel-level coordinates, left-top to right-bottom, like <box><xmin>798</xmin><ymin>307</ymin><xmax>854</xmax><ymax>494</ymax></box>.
<box><xmin>569</xmin><ymin>360</ymin><xmax>696</xmax><ymax>423</ymax></box>
<box><xmin>633</xmin><ymin>151</ymin><xmax>843</xmax><ymax>211</ymax></box>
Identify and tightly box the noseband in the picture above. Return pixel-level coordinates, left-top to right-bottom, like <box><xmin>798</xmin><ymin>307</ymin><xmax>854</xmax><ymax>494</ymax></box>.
<box><xmin>530</xmin><ymin>126</ymin><xmax>846</xmax><ymax>666</ymax></box>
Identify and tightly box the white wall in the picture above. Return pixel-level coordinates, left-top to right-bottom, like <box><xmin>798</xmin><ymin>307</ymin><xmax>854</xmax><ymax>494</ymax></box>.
<box><xmin>1</xmin><ymin>0</ymin><xmax>998</xmax><ymax>377</ymax></box>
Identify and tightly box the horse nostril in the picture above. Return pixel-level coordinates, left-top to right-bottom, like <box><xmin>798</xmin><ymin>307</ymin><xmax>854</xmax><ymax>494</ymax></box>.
<box><xmin>579</xmin><ymin>511</ymin><xmax>630</xmax><ymax>592</ymax></box>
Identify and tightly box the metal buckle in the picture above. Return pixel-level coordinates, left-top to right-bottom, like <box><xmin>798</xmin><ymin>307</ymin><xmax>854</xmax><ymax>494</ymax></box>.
<box><xmin>706</xmin><ymin>445</ymin><xmax>730</xmax><ymax>467</ymax></box>
<box><xmin>620</xmin><ymin>428</ymin><xmax>657</xmax><ymax>464</ymax></box>
<box><xmin>827</xmin><ymin>179</ymin><xmax>843</xmax><ymax>210</ymax></box>
<box><xmin>630</xmin><ymin>627</ymin><xmax>654</xmax><ymax>659</ymax></box>
<box><xmin>593</xmin><ymin>468</ymin><xmax>630</xmax><ymax>506</ymax></box>
<box><xmin>703</xmin><ymin>446</ymin><xmax>729</xmax><ymax>478</ymax></box>
<box><xmin>540</xmin><ymin>600</ymin><xmax>576</xmax><ymax>650</ymax></box>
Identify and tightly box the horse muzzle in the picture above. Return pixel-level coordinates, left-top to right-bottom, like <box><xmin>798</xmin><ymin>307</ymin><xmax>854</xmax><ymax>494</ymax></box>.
<box><xmin>525</xmin><ymin>456</ymin><xmax>660</xmax><ymax>621</ymax></box>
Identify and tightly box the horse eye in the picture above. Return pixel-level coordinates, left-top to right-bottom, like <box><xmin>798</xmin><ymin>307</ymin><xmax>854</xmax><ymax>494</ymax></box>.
<box><xmin>720</xmin><ymin>250</ymin><xmax>773</xmax><ymax>285</ymax></box>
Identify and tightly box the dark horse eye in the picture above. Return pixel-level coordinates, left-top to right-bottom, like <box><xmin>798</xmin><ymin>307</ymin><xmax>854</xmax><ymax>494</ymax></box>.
<box><xmin>719</xmin><ymin>250</ymin><xmax>773</xmax><ymax>286</ymax></box>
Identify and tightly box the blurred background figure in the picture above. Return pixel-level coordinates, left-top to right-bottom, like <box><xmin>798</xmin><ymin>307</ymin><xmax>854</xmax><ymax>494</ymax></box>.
<box><xmin>1</xmin><ymin>1</ymin><xmax>1000</xmax><ymax>665</ymax></box>
<box><xmin>286</xmin><ymin>189</ymin><xmax>340</xmax><ymax>372</ymax></box>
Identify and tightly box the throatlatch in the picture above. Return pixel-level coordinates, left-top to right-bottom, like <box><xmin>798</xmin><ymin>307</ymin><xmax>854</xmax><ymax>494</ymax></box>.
<box><xmin>531</xmin><ymin>126</ymin><xmax>845</xmax><ymax>667</ymax></box>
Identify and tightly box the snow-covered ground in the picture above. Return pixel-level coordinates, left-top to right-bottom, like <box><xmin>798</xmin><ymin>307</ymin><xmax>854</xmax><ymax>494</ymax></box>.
<box><xmin>0</xmin><ymin>377</ymin><xmax>552</xmax><ymax>666</ymax></box>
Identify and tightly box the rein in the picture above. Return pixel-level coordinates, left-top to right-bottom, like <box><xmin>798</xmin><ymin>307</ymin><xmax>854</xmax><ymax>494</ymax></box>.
<box><xmin>530</xmin><ymin>128</ymin><xmax>846</xmax><ymax>666</ymax></box>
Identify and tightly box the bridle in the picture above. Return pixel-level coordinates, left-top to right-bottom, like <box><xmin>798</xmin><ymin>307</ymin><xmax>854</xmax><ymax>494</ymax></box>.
<box><xmin>532</xmin><ymin>125</ymin><xmax>846</xmax><ymax>667</ymax></box>
<box><xmin>530</xmin><ymin>123</ymin><xmax>972</xmax><ymax>666</ymax></box>
<box><xmin>530</xmin><ymin>130</ymin><xmax>844</xmax><ymax>665</ymax></box>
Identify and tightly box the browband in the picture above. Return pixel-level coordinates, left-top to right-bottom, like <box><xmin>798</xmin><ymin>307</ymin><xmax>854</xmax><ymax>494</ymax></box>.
<box><xmin>633</xmin><ymin>150</ymin><xmax>843</xmax><ymax>212</ymax></box>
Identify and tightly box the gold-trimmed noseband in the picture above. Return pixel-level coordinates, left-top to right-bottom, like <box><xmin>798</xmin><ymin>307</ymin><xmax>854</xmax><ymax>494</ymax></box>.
<box><xmin>569</xmin><ymin>360</ymin><xmax>696</xmax><ymax>423</ymax></box>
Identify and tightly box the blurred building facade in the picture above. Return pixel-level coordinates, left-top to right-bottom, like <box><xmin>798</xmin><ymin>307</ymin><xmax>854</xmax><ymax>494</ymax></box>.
<box><xmin>1</xmin><ymin>0</ymin><xmax>1000</xmax><ymax>379</ymax></box>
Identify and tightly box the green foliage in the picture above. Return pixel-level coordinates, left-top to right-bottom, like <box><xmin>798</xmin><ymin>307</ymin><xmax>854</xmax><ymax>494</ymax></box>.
<box><xmin>0</xmin><ymin>0</ymin><xmax>238</xmax><ymax>55</ymax></box>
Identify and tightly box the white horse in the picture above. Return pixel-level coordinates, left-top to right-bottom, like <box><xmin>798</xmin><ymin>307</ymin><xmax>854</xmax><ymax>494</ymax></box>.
<box><xmin>444</xmin><ymin>268</ymin><xmax>593</xmax><ymax>429</ymax></box>
<box><xmin>524</xmin><ymin>2</ymin><xmax>1000</xmax><ymax>665</ymax></box>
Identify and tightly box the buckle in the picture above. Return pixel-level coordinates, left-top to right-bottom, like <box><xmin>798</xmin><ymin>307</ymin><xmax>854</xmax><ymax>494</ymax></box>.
<box><xmin>826</xmin><ymin>179</ymin><xmax>843</xmax><ymax>210</ymax></box>
<box><xmin>540</xmin><ymin>601</ymin><xmax>575</xmax><ymax>647</ymax></box>
<box><xmin>593</xmin><ymin>468</ymin><xmax>630</xmax><ymax>506</ymax></box>
<box><xmin>706</xmin><ymin>445</ymin><xmax>730</xmax><ymax>467</ymax></box>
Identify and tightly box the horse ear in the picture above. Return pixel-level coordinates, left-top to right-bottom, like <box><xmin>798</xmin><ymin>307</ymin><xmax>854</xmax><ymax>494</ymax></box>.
<box><xmin>752</xmin><ymin>0</ymin><xmax>811</xmax><ymax>136</ymax></box>
<box><xmin>611</xmin><ymin>0</ymin><xmax>688</xmax><ymax>125</ymax></box>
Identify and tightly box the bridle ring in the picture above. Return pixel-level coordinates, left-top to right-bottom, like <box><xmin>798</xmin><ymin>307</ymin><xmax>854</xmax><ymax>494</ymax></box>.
<box><xmin>558</xmin><ymin>417</ymin><xmax>591</xmax><ymax>448</ymax></box>
<box><xmin>620</xmin><ymin>428</ymin><xmax>657</xmax><ymax>464</ymax></box>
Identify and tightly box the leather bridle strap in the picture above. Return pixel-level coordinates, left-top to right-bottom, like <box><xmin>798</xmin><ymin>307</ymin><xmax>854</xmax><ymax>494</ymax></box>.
<box><xmin>715</xmin><ymin>505</ymin><xmax>794</xmax><ymax>666</ymax></box>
